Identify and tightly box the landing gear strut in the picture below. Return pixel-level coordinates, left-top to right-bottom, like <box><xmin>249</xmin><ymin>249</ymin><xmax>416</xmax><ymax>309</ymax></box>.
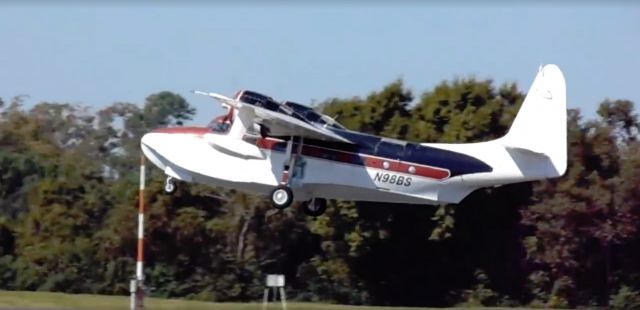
<box><xmin>164</xmin><ymin>177</ymin><xmax>176</xmax><ymax>194</ymax></box>
<box><xmin>269</xmin><ymin>137</ymin><xmax>302</xmax><ymax>211</ymax></box>
<box><xmin>260</xmin><ymin>124</ymin><xmax>270</xmax><ymax>138</ymax></box>
<box><xmin>302</xmin><ymin>198</ymin><xmax>327</xmax><ymax>217</ymax></box>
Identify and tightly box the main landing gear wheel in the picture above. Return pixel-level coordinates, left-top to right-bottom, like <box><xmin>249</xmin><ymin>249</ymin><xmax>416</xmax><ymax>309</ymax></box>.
<box><xmin>270</xmin><ymin>185</ymin><xmax>293</xmax><ymax>210</ymax></box>
<box><xmin>302</xmin><ymin>198</ymin><xmax>327</xmax><ymax>217</ymax></box>
<box><xmin>164</xmin><ymin>177</ymin><xmax>177</xmax><ymax>194</ymax></box>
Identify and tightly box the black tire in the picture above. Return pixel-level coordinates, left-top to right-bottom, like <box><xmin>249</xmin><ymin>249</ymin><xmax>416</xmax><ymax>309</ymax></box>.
<box><xmin>164</xmin><ymin>177</ymin><xmax>176</xmax><ymax>194</ymax></box>
<box><xmin>270</xmin><ymin>185</ymin><xmax>293</xmax><ymax>210</ymax></box>
<box><xmin>302</xmin><ymin>198</ymin><xmax>327</xmax><ymax>217</ymax></box>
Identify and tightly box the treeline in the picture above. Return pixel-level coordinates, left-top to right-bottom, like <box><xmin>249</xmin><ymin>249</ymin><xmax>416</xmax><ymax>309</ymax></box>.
<box><xmin>0</xmin><ymin>77</ymin><xmax>639</xmax><ymax>308</ymax></box>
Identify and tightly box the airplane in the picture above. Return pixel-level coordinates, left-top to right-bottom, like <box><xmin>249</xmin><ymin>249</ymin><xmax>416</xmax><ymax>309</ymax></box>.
<box><xmin>141</xmin><ymin>64</ymin><xmax>566</xmax><ymax>216</ymax></box>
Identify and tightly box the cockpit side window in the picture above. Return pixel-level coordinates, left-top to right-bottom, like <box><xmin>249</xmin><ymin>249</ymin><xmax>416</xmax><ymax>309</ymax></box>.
<box><xmin>304</xmin><ymin>110</ymin><xmax>323</xmax><ymax>123</ymax></box>
<box><xmin>209</xmin><ymin>121</ymin><xmax>231</xmax><ymax>133</ymax></box>
<box><xmin>239</xmin><ymin>90</ymin><xmax>280</xmax><ymax>112</ymax></box>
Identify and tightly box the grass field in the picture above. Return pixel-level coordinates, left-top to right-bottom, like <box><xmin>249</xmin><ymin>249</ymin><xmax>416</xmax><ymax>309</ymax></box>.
<box><xmin>0</xmin><ymin>291</ymin><xmax>543</xmax><ymax>310</ymax></box>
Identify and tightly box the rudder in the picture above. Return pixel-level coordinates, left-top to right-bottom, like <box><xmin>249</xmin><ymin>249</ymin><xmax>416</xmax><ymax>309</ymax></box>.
<box><xmin>500</xmin><ymin>64</ymin><xmax>567</xmax><ymax>177</ymax></box>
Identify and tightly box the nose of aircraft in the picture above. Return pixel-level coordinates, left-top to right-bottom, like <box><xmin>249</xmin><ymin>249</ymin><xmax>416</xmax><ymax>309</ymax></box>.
<box><xmin>140</xmin><ymin>127</ymin><xmax>209</xmax><ymax>171</ymax></box>
<box><xmin>141</xmin><ymin>132</ymin><xmax>158</xmax><ymax>148</ymax></box>
<box><xmin>141</xmin><ymin>132</ymin><xmax>167</xmax><ymax>171</ymax></box>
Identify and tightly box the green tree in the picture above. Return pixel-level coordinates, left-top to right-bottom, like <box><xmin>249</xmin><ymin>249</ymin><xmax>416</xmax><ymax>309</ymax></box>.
<box><xmin>522</xmin><ymin>100</ymin><xmax>640</xmax><ymax>307</ymax></box>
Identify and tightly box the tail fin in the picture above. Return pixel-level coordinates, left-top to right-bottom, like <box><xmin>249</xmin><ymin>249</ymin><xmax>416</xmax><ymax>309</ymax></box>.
<box><xmin>500</xmin><ymin>64</ymin><xmax>567</xmax><ymax>177</ymax></box>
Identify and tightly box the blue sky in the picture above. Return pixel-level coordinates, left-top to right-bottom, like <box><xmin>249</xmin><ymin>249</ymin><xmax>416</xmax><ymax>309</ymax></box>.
<box><xmin>0</xmin><ymin>3</ymin><xmax>638</xmax><ymax>126</ymax></box>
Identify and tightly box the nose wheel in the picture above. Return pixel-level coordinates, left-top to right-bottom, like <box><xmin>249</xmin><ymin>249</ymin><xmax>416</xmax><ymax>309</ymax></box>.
<box><xmin>164</xmin><ymin>177</ymin><xmax>177</xmax><ymax>194</ymax></box>
<box><xmin>270</xmin><ymin>185</ymin><xmax>293</xmax><ymax>210</ymax></box>
<box><xmin>302</xmin><ymin>198</ymin><xmax>327</xmax><ymax>217</ymax></box>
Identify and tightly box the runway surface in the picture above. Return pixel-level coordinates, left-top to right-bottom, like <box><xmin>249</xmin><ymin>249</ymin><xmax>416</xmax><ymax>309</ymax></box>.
<box><xmin>0</xmin><ymin>308</ymin><xmax>75</xmax><ymax>310</ymax></box>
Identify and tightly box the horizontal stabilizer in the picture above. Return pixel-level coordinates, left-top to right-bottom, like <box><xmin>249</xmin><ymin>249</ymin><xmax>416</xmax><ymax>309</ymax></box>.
<box><xmin>504</xmin><ymin>145</ymin><xmax>547</xmax><ymax>157</ymax></box>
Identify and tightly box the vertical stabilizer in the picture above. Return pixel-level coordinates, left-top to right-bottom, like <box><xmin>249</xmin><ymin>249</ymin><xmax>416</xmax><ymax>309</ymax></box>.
<box><xmin>500</xmin><ymin>64</ymin><xmax>567</xmax><ymax>177</ymax></box>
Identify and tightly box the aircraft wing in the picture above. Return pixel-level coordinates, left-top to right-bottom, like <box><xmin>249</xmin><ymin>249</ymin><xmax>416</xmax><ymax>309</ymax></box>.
<box><xmin>192</xmin><ymin>90</ymin><xmax>352</xmax><ymax>143</ymax></box>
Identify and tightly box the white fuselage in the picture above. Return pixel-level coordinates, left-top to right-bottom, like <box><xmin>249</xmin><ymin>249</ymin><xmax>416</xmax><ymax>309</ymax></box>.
<box><xmin>141</xmin><ymin>64</ymin><xmax>567</xmax><ymax>206</ymax></box>
<box><xmin>140</xmin><ymin>129</ymin><xmax>556</xmax><ymax>205</ymax></box>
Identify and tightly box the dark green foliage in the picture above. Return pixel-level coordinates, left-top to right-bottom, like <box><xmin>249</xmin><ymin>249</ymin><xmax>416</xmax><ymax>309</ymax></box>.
<box><xmin>0</xmin><ymin>80</ymin><xmax>638</xmax><ymax>309</ymax></box>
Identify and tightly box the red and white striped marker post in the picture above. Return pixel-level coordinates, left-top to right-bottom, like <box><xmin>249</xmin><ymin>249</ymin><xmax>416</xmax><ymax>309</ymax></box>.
<box><xmin>131</xmin><ymin>154</ymin><xmax>146</xmax><ymax>309</ymax></box>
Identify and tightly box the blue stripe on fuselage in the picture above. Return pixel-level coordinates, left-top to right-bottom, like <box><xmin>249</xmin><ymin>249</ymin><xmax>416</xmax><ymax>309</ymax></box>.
<box><xmin>272</xmin><ymin>128</ymin><xmax>493</xmax><ymax>177</ymax></box>
<box><xmin>237</xmin><ymin>92</ymin><xmax>491</xmax><ymax>176</ymax></box>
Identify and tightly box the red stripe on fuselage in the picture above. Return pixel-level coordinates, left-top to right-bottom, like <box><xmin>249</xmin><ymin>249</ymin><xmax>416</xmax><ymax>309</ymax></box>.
<box><xmin>398</xmin><ymin>162</ymin><xmax>450</xmax><ymax>180</ymax></box>
<box><xmin>255</xmin><ymin>137</ymin><xmax>450</xmax><ymax>180</ymax></box>
<box><xmin>151</xmin><ymin>126</ymin><xmax>209</xmax><ymax>136</ymax></box>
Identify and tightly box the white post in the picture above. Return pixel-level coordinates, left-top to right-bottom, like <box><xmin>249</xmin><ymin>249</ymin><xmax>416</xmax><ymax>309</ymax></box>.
<box><xmin>131</xmin><ymin>154</ymin><xmax>146</xmax><ymax>310</ymax></box>
<box><xmin>262</xmin><ymin>288</ymin><xmax>269</xmax><ymax>310</ymax></box>
<box><xmin>279</xmin><ymin>287</ymin><xmax>287</xmax><ymax>310</ymax></box>
<box><xmin>137</xmin><ymin>155</ymin><xmax>145</xmax><ymax>281</ymax></box>
<box><xmin>130</xmin><ymin>279</ymin><xmax>136</xmax><ymax>310</ymax></box>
